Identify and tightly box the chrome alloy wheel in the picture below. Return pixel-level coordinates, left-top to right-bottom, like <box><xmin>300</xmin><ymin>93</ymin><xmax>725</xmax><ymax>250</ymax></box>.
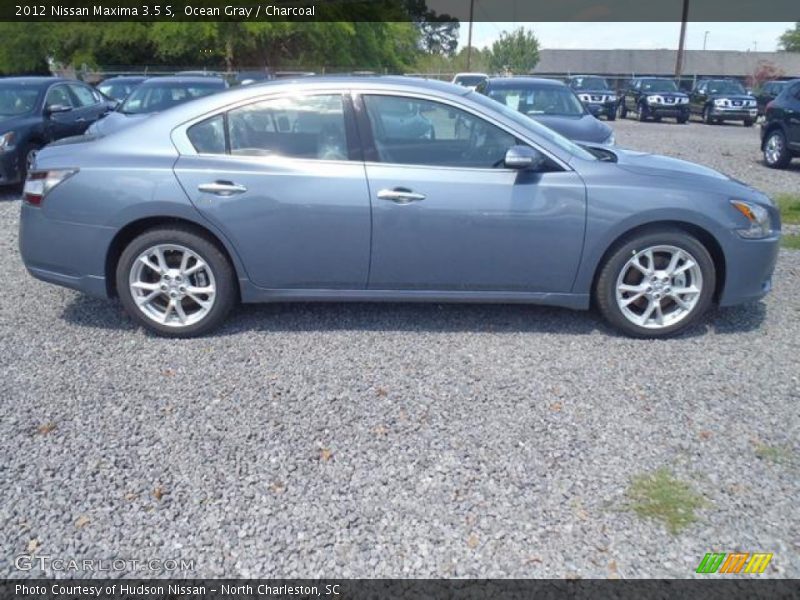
<box><xmin>128</xmin><ymin>244</ymin><xmax>216</xmax><ymax>327</ymax></box>
<box><xmin>765</xmin><ymin>133</ymin><xmax>783</xmax><ymax>165</ymax></box>
<box><xmin>615</xmin><ymin>245</ymin><xmax>703</xmax><ymax>329</ymax></box>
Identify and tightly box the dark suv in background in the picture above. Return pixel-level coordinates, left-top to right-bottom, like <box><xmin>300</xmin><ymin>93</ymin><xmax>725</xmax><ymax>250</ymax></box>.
<box><xmin>565</xmin><ymin>75</ymin><xmax>617</xmax><ymax>120</ymax></box>
<box><xmin>618</xmin><ymin>77</ymin><xmax>690</xmax><ymax>123</ymax></box>
<box><xmin>761</xmin><ymin>78</ymin><xmax>800</xmax><ymax>169</ymax></box>
<box><xmin>690</xmin><ymin>79</ymin><xmax>758</xmax><ymax>126</ymax></box>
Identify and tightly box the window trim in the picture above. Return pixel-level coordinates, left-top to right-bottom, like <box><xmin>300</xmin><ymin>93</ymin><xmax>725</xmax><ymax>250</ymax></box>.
<box><xmin>352</xmin><ymin>90</ymin><xmax>568</xmax><ymax>172</ymax></box>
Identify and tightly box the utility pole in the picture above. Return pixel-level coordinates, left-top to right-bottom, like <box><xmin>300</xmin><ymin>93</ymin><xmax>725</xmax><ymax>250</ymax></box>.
<box><xmin>675</xmin><ymin>0</ymin><xmax>689</xmax><ymax>79</ymax></box>
<box><xmin>466</xmin><ymin>0</ymin><xmax>475</xmax><ymax>71</ymax></box>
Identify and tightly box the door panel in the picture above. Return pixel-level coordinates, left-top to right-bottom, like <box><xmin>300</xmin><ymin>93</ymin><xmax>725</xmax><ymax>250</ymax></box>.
<box><xmin>174</xmin><ymin>155</ymin><xmax>371</xmax><ymax>289</ymax></box>
<box><xmin>365</xmin><ymin>165</ymin><xmax>586</xmax><ymax>292</ymax></box>
<box><xmin>174</xmin><ymin>93</ymin><xmax>370</xmax><ymax>289</ymax></box>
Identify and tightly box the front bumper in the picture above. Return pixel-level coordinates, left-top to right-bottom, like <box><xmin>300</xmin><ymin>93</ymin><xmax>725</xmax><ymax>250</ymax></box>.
<box><xmin>19</xmin><ymin>202</ymin><xmax>114</xmax><ymax>298</ymax></box>
<box><xmin>718</xmin><ymin>232</ymin><xmax>780</xmax><ymax>307</ymax></box>
<box><xmin>710</xmin><ymin>106</ymin><xmax>757</xmax><ymax>121</ymax></box>
<box><xmin>646</xmin><ymin>104</ymin><xmax>689</xmax><ymax>118</ymax></box>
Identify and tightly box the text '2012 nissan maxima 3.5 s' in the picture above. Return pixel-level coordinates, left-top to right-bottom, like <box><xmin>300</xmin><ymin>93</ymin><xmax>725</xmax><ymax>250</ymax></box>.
<box><xmin>19</xmin><ymin>77</ymin><xmax>780</xmax><ymax>338</ymax></box>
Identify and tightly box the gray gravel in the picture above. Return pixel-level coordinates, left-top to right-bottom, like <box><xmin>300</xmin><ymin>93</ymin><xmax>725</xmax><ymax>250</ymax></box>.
<box><xmin>1</xmin><ymin>122</ymin><xmax>799</xmax><ymax>579</ymax></box>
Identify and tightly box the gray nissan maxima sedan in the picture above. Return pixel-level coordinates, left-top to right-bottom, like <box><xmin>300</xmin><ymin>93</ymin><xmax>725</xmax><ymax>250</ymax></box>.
<box><xmin>19</xmin><ymin>77</ymin><xmax>780</xmax><ymax>338</ymax></box>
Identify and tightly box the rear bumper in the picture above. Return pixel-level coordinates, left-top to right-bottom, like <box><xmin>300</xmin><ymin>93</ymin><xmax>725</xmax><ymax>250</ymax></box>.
<box><xmin>718</xmin><ymin>233</ymin><xmax>780</xmax><ymax>307</ymax></box>
<box><xmin>19</xmin><ymin>202</ymin><xmax>114</xmax><ymax>298</ymax></box>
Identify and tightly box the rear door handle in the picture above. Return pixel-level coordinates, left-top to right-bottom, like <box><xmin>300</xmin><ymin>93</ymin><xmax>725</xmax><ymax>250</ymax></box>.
<box><xmin>377</xmin><ymin>188</ymin><xmax>426</xmax><ymax>204</ymax></box>
<box><xmin>197</xmin><ymin>181</ymin><xmax>248</xmax><ymax>196</ymax></box>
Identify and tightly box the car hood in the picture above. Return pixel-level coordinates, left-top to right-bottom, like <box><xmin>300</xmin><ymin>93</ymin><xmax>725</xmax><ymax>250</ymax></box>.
<box><xmin>88</xmin><ymin>111</ymin><xmax>151</xmax><ymax>136</ymax></box>
<box><xmin>575</xmin><ymin>89</ymin><xmax>613</xmax><ymax>97</ymax></box>
<box><xmin>613</xmin><ymin>148</ymin><xmax>729</xmax><ymax>181</ymax></box>
<box><xmin>643</xmin><ymin>91</ymin><xmax>688</xmax><ymax>99</ymax></box>
<box><xmin>531</xmin><ymin>114</ymin><xmax>612</xmax><ymax>144</ymax></box>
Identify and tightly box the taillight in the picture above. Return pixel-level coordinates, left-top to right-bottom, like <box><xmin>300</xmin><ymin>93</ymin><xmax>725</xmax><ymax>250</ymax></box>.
<box><xmin>23</xmin><ymin>169</ymin><xmax>78</xmax><ymax>206</ymax></box>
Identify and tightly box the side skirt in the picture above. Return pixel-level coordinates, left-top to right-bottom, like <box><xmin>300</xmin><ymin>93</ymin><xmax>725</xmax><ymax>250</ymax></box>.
<box><xmin>239</xmin><ymin>281</ymin><xmax>590</xmax><ymax>310</ymax></box>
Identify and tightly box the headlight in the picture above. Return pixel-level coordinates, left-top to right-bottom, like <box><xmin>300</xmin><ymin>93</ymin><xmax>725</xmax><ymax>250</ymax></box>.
<box><xmin>603</xmin><ymin>133</ymin><xmax>615</xmax><ymax>146</ymax></box>
<box><xmin>680</xmin><ymin>97</ymin><xmax>689</xmax><ymax>104</ymax></box>
<box><xmin>730</xmin><ymin>200</ymin><xmax>772</xmax><ymax>239</ymax></box>
<box><xmin>606</xmin><ymin>94</ymin><xmax>617</xmax><ymax>102</ymax></box>
<box><xmin>0</xmin><ymin>131</ymin><xmax>16</xmax><ymax>151</ymax></box>
<box><xmin>647</xmin><ymin>95</ymin><xmax>662</xmax><ymax>104</ymax></box>
<box><xmin>747</xmin><ymin>100</ymin><xmax>756</xmax><ymax>107</ymax></box>
<box><xmin>714</xmin><ymin>98</ymin><xmax>729</xmax><ymax>107</ymax></box>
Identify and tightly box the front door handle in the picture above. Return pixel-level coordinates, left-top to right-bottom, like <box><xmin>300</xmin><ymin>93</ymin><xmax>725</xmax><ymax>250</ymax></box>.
<box><xmin>377</xmin><ymin>188</ymin><xmax>426</xmax><ymax>204</ymax></box>
<box><xmin>75</xmin><ymin>117</ymin><xmax>87</xmax><ymax>123</ymax></box>
<box><xmin>197</xmin><ymin>181</ymin><xmax>248</xmax><ymax>196</ymax></box>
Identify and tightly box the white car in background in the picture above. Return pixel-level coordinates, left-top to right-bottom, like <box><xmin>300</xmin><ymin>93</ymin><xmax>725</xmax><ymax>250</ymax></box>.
<box><xmin>451</xmin><ymin>72</ymin><xmax>489</xmax><ymax>90</ymax></box>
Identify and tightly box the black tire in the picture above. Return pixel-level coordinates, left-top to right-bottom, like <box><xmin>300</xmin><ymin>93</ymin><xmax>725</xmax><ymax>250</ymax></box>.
<box><xmin>116</xmin><ymin>226</ymin><xmax>237</xmax><ymax>338</ymax></box>
<box><xmin>677</xmin><ymin>114</ymin><xmax>689</xmax><ymax>124</ymax></box>
<box><xmin>743</xmin><ymin>118</ymin><xmax>755</xmax><ymax>127</ymax></box>
<box><xmin>638</xmin><ymin>102</ymin><xmax>649</xmax><ymax>121</ymax></box>
<box><xmin>703</xmin><ymin>105</ymin><xmax>715</xmax><ymax>125</ymax></box>
<box><xmin>763</xmin><ymin>129</ymin><xmax>792</xmax><ymax>169</ymax></box>
<box><xmin>618</xmin><ymin>101</ymin><xmax>628</xmax><ymax>119</ymax></box>
<box><xmin>606</xmin><ymin>110</ymin><xmax>617</xmax><ymax>122</ymax></box>
<box><xmin>594</xmin><ymin>229</ymin><xmax>716</xmax><ymax>338</ymax></box>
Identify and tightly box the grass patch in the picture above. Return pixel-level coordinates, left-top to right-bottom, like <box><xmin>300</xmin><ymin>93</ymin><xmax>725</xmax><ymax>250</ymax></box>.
<box><xmin>626</xmin><ymin>468</ymin><xmax>707</xmax><ymax>534</ymax></box>
<box><xmin>781</xmin><ymin>235</ymin><xmax>800</xmax><ymax>250</ymax></box>
<box><xmin>755</xmin><ymin>444</ymin><xmax>794</xmax><ymax>465</ymax></box>
<box><xmin>776</xmin><ymin>194</ymin><xmax>800</xmax><ymax>225</ymax></box>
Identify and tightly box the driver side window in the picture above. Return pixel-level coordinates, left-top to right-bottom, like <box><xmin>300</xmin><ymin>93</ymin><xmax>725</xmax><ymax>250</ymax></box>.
<box><xmin>363</xmin><ymin>95</ymin><xmax>517</xmax><ymax>168</ymax></box>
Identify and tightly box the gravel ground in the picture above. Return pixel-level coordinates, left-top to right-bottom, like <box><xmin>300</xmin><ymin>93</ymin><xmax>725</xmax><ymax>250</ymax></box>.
<box><xmin>1</xmin><ymin>122</ymin><xmax>799</xmax><ymax>579</ymax></box>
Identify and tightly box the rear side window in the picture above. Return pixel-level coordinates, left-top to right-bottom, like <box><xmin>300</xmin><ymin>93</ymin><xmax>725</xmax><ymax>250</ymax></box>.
<box><xmin>188</xmin><ymin>115</ymin><xmax>225</xmax><ymax>154</ymax></box>
<box><xmin>228</xmin><ymin>94</ymin><xmax>348</xmax><ymax>160</ymax></box>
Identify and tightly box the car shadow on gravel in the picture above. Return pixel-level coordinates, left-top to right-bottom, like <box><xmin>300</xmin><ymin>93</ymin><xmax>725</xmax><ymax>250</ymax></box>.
<box><xmin>61</xmin><ymin>295</ymin><xmax>768</xmax><ymax>338</ymax></box>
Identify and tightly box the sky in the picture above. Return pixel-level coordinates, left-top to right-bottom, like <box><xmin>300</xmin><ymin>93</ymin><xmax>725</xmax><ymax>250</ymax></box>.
<box><xmin>460</xmin><ymin>22</ymin><xmax>794</xmax><ymax>52</ymax></box>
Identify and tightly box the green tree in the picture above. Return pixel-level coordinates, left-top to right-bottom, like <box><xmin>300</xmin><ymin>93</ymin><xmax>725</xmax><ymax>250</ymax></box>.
<box><xmin>489</xmin><ymin>28</ymin><xmax>540</xmax><ymax>74</ymax></box>
<box><xmin>778</xmin><ymin>22</ymin><xmax>800</xmax><ymax>51</ymax></box>
<box><xmin>0</xmin><ymin>23</ymin><xmax>52</xmax><ymax>74</ymax></box>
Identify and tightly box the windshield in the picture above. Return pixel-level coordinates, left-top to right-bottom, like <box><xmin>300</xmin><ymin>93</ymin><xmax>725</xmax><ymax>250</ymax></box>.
<box><xmin>570</xmin><ymin>77</ymin><xmax>610</xmax><ymax>91</ymax></box>
<box><xmin>98</xmin><ymin>81</ymin><xmax>140</xmax><ymax>102</ymax></box>
<box><xmin>468</xmin><ymin>91</ymin><xmax>596</xmax><ymax>161</ymax></box>
<box><xmin>120</xmin><ymin>82</ymin><xmax>222</xmax><ymax>114</ymax></box>
<box><xmin>487</xmin><ymin>86</ymin><xmax>585</xmax><ymax>117</ymax></box>
<box><xmin>0</xmin><ymin>86</ymin><xmax>40</xmax><ymax>117</ymax></box>
<box><xmin>454</xmin><ymin>75</ymin><xmax>486</xmax><ymax>87</ymax></box>
<box><xmin>707</xmin><ymin>81</ymin><xmax>746</xmax><ymax>95</ymax></box>
<box><xmin>640</xmin><ymin>79</ymin><xmax>678</xmax><ymax>93</ymax></box>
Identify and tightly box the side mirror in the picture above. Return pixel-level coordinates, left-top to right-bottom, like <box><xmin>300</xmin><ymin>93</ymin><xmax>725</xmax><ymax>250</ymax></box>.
<box><xmin>44</xmin><ymin>104</ymin><xmax>72</xmax><ymax>117</ymax></box>
<box><xmin>504</xmin><ymin>145</ymin><xmax>545</xmax><ymax>170</ymax></box>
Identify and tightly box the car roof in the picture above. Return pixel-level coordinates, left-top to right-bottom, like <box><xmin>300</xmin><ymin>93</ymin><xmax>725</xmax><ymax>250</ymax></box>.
<box><xmin>485</xmin><ymin>77</ymin><xmax>567</xmax><ymax>88</ymax></box>
<box><xmin>637</xmin><ymin>77</ymin><xmax>675</xmax><ymax>81</ymax></box>
<box><xmin>0</xmin><ymin>76</ymin><xmax>68</xmax><ymax>88</ymax></box>
<box><xmin>566</xmin><ymin>75</ymin><xmax>606</xmax><ymax>79</ymax></box>
<box><xmin>100</xmin><ymin>76</ymin><xmax>147</xmax><ymax>83</ymax></box>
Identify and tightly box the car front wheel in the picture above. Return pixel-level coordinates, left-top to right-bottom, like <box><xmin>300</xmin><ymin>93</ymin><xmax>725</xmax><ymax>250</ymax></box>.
<box><xmin>763</xmin><ymin>129</ymin><xmax>792</xmax><ymax>169</ymax></box>
<box><xmin>595</xmin><ymin>230</ymin><xmax>715</xmax><ymax>338</ymax></box>
<box><xmin>116</xmin><ymin>227</ymin><xmax>237</xmax><ymax>337</ymax></box>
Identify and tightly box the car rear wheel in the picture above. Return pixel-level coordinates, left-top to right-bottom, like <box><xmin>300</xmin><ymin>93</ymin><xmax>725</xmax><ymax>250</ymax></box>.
<box><xmin>763</xmin><ymin>129</ymin><xmax>792</xmax><ymax>169</ymax></box>
<box><xmin>743</xmin><ymin>118</ymin><xmax>755</xmax><ymax>127</ymax></box>
<box><xmin>595</xmin><ymin>230</ymin><xmax>715</xmax><ymax>338</ymax></box>
<box><xmin>116</xmin><ymin>227</ymin><xmax>237</xmax><ymax>338</ymax></box>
